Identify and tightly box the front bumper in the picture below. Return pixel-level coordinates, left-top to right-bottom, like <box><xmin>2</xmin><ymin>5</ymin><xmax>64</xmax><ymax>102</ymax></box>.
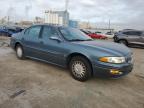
<box><xmin>92</xmin><ymin>63</ymin><xmax>133</xmax><ymax>78</ymax></box>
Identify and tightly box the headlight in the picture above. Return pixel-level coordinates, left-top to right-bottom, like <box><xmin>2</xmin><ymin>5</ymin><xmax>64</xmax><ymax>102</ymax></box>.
<box><xmin>99</xmin><ymin>57</ymin><xmax>126</xmax><ymax>64</ymax></box>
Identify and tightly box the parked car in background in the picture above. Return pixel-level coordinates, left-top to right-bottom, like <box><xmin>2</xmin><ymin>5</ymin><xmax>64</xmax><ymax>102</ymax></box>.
<box><xmin>81</xmin><ymin>30</ymin><xmax>107</xmax><ymax>39</ymax></box>
<box><xmin>10</xmin><ymin>25</ymin><xmax>133</xmax><ymax>81</ymax></box>
<box><xmin>0</xmin><ymin>26</ymin><xmax>23</xmax><ymax>37</ymax></box>
<box><xmin>114</xmin><ymin>30</ymin><xmax>144</xmax><ymax>46</ymax></box>
<box><xmin>14</xmin><ymin>27</ymin><xmax>24</xmax><ymax>33</ymax></box>
<box><xmin>105</xmin><ymin>32</ymin><xmax>114</xmax><ymax>38</ymax></box>
<box><xmin>95</xmin><ymin>31</ymin><xmax>102</xmax><ymax>34</ymax></box>
<box><xmin>88</xmin><ymin>33</ymin><xmax>107</xmax><ymax>39</ymax></box>
<box><xmin>0</xmin><ymin>26</ymin><xmax>11</xmax><ymax>36</ymax></box>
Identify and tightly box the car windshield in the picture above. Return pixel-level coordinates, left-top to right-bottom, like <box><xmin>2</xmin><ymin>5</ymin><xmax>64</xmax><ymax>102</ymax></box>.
<box><xmin>59</xmin><ymin>27</ymin><xmax>93</xmax><ymax>41</ymax></box>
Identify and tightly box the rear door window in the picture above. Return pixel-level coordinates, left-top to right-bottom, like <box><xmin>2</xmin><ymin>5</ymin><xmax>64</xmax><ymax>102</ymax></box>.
<box><xmin>123</xmin><ymin>31</ymin><xmax>142</xmax><ymax>36</ymax></box>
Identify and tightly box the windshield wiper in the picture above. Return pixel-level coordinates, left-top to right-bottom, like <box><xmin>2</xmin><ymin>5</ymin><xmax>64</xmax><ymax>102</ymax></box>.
<box><xmin>69</xmin><ymin>39</ymin><xmax>86</xmax><ymax>41</ymax></box>
<box><xmin>85</xmin><ymin>39</ymin><xmax>93</xmax><ymax>41</ymax></box>
<box><xmin>69</xmin><ymin>39</ymin><xmax>93</xmax><ymax>41</ymax></box>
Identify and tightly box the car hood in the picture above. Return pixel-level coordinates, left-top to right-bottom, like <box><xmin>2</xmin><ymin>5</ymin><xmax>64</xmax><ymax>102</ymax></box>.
<box><xmin>72</xmin><ymin>40</ymin><xmax>131</xmax><ymax>56</ymax></box>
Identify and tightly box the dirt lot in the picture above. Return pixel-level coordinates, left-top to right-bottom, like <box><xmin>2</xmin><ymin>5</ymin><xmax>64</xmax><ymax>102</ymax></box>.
<box><xmin>0</xmin><ymin>38</ymin><xmax>144</xmax><ymax>108</ymax></box>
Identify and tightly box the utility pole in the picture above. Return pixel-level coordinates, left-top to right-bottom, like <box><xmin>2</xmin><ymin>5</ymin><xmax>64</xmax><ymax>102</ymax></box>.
<box><xmin>7</xmin><ymin>16</ymin><xmax>10</xmax><ymax>24</ymax></box>
<box><xmin>108</xmin><ymin>19</ymin><xmax>111</xmax><ymax>32</ymax></box>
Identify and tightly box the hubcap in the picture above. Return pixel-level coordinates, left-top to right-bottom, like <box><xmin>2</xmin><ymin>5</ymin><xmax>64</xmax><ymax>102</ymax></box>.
<box><xmin>72</xmin><ymin>61</ymin><xmax>86</xmax><ymax>77</ymax></box>
<box><xmin>17</xmin><ymin>47</ymin><xmax>22</xmax><ymax>58</ymax></box>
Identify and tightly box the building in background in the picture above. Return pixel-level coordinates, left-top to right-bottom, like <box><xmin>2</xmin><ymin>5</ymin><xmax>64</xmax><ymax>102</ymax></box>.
<box><xmin>34</xmin><ymin>17</ymin><xmax>44</xmax><ymax>24</ymax></box>
<box><xmin>78</xmin><ymin>21</ymin><xmax>114</xmax><ymax>33</ymax></box>
<box><xmin>45</xmin><ymin>10</ymin><xmax>69</xmax><ymax>26</ymax></box>
<box><xmin>69</xmin><ymin>20</ymin><xmax>78</xmax><ymax>28</ymax></box>
<box><xmin>78</xmin><ymin>21</ymin><xmax>96</xmax><ymax>29</ymax></box>
<box><xmin>18</xmin><ymin>21</ymin><xmax>33</xmax><ymax>27</ymax></box>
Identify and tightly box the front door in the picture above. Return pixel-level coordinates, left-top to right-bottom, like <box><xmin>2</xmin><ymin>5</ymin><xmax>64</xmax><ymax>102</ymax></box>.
<box><xmin>38</xmin><ymin>26</ymin><xmax>68</xmax><ymax>66</ymax></box>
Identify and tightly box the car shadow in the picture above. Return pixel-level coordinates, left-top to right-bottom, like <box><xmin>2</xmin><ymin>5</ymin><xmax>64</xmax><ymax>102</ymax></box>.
<box><xmin>129</xmin><ymin>45</ymin><xmax>144</xmax><ymax>49</ymax></box>
<box><xmin>25</xmin><ymin>57</ymin><xmax>131</xmax><ymax>83</ymax></box>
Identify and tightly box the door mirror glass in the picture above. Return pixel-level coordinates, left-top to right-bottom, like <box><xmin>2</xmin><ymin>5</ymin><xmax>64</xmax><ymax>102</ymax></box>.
<box><xmin>49</xmin><ymin>36</ymin><xmax>61</xmax><ymax>42</ymax></box>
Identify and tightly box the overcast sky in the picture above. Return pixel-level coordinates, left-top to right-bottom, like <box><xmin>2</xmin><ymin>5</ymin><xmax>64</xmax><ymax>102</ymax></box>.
<box><xmin>0</xmin><ymin>0</ymin><xmax>143</xmax><ymax>29</ymax></box>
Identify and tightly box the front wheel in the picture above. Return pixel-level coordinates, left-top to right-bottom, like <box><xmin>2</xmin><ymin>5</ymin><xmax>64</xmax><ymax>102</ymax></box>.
<box><xmin>69</xmin><ymin>56</ymin><xmax>92</xmax><ymax>82</ymax></box>
<box><xmin>16</xmin><ymin>45</ymin><xmax>25</xmax><ymax>59</ymax></box>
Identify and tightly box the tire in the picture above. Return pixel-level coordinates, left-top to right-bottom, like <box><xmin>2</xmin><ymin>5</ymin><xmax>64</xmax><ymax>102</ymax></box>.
<box><xmin>113</xmin><ymin>36</ymin><xmax>117</xmax><ymax>42</ymax></box>
<box><xmin>69</xmin><ymin>56</ymin><xmax>92</xmax><ymax>82</ymax></box>
<box><xmin>118</xmin><ymin>40</ymin><xmax>128</xmax><ymax>46</ymax></box>
<box><xmin>16</xmin><ymin>45</ymin><xmax>25</xmax><ymax>59</ymax></box>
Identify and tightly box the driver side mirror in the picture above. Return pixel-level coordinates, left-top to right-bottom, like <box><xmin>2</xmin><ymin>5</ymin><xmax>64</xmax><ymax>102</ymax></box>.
<box><xmin>49</xmin><ymin>36</ymin><xmax>62</xmax><ymax>42</ymax></box>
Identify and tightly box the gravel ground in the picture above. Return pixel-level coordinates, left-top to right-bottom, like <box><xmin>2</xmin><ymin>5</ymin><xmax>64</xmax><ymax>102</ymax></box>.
<box><xmin>0</xmin><ymin>38</ymin><xmax>144</xmax><ymax>108</ymax></box>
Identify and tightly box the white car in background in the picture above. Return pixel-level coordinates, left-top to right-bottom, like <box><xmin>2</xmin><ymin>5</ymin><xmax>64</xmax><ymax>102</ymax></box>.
<box><xmin>105</xmin><ymin>32</ymin><xmax>114</xmax><ymax>38</ymax></box>
<box><xmin>95</xmin><ymin>31</ymin><xmax>114</xmax><ymax>38</ymax></box>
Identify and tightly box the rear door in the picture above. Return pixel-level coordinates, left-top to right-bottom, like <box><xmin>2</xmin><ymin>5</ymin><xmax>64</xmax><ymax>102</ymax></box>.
<box><xmin>22</xmin><ymin>25</ymin><xmax>42</xmax><ymax>58</ymax></box>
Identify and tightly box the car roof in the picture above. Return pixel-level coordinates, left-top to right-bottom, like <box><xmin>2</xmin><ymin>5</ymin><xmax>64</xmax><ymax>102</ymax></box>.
<box><xmin>32</xmin><ymin>24</ymin><xmax>63</xmax><ymax>28</ymax></box>
<box><xmin>30</xmin><ymin>24</ymin><xmax>79</xmax><ymax>30</ymax></box>
<box><xmin>120</xmin><ymin>29</ymin><xmax>142</xmax><ymax>32</ymax></box>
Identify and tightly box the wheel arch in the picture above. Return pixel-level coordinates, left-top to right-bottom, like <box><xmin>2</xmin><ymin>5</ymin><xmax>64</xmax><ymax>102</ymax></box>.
<box><xmin>14</xmin><ymin>42</ymin><xmax>22</xmax><ymax>50</ymax></box>
<box><xmin>118</xmin><ymin>39</ymin><xmax>128</xmax><ymax>45</ymax></box>
<box><xmin>66</xmin><ymin>52</ymin><xmax>93</xmax><ymax>75</ymax></box>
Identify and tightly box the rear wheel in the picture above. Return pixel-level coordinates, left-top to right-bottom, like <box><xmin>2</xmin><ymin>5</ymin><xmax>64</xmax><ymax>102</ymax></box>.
<box><xmin>69</xmin><ymin>56</ymin><xmax>92</xmax><ymax>82</ymax></box>
<box><xmin>118</xmin><ymin>40</ymin><xmax>128</xmax><ymax>46</ymax></box>
<box><xmin>16</xmin><ymin>45</ymin><xmax>25</xmax><ymax>59</ymax></box>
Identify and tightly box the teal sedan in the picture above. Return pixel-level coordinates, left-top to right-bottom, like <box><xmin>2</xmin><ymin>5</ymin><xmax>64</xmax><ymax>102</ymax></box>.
<box><xmin>10</xmin><ymin>24</ymin><xmax>133</xmax><ymax>81</ymax></box>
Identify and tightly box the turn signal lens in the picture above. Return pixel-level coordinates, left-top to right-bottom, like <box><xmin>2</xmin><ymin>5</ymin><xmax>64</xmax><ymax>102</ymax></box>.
<box><xmin>99</xmin><ymin>57</ymin><xmax>109</xmax><ymax>62</ymax></box>
<box><xmin>99</xmin><ymin>57</ymin><xmax>126</xmax><ymax>64</ymax></box>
